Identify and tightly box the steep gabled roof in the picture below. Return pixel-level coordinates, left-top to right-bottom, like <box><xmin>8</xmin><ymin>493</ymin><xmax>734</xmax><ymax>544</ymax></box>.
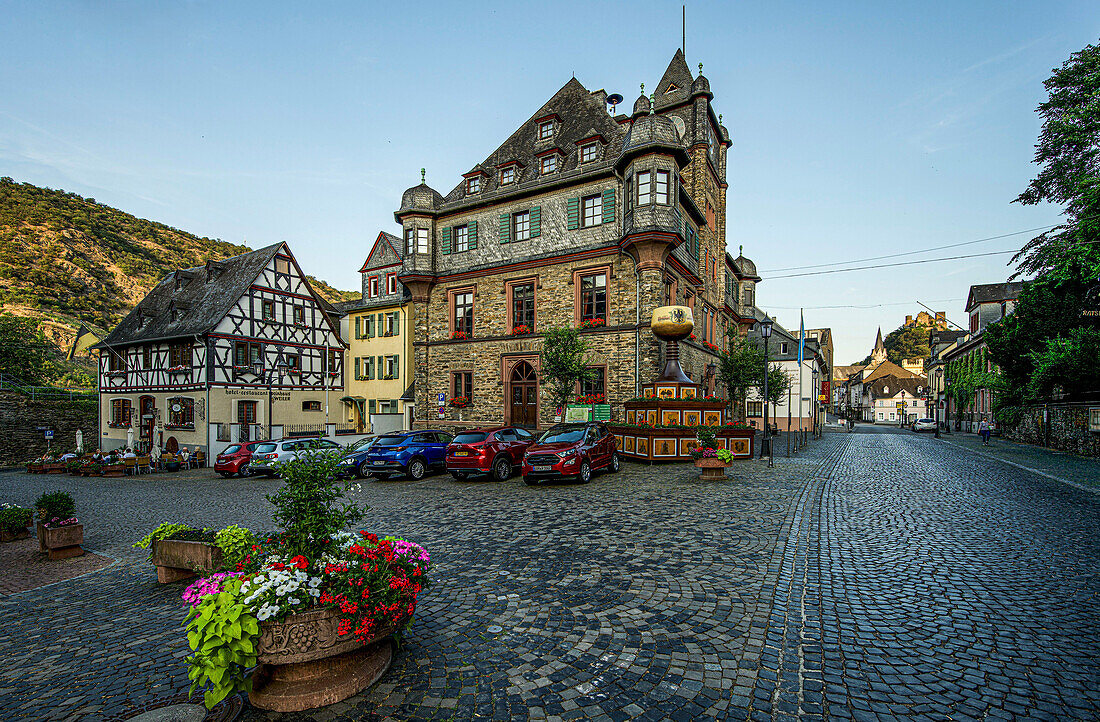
<box><xmin>654</xmin><ymin>49</ymin><xmax>694</xmax><ymax>110</ymax></box>
<box><xmin>867</xmin><ymin>374</ymin><xmax>925</xmax><ymax>398</ymax></box>
<box><xmin>97</xmin><ymin>243</ymin><xmax>284</xmax><ymax>347</ymax></box>
<box><xmin>441</xmin><ymin>77</ymin><xmax>627</xmax><ymax>207</ymax></box>
<box><xmin>966</xmin><ymin>282</ymin><xmax>1025</xmax><ymax>311</ymax></box>
<box><xmin>359</xmin><ymin>231</ymin><xmax>403</xmax><ymax>273</ymax></box>
<box><xmin>863</xmin><ymin>360</ymin><xmax>922</xmax><ymax>384</ymax></box>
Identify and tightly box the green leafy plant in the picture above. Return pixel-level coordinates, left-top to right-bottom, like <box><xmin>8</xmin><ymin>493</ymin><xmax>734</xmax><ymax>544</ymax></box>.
<box><xmin>214</xmin><ymin>525</ymin><xmax>255</xmax><ymax>567</ymax></box>
<box><xmin>715</xmin><ymin>449</ymin><xmax>735</xmax><ymax>463</ymax></box>
<box><xmin>34</xmin><ymin>490</ymin><xmax>74</xmax><ymax>523</ymax></box>
<box><xmin>0</xmin><ymin>505</ymin><xmax>33</xmax><ymax>532</ymax></box>
<box><xmin>183</xmin><ymin>576</ymin><xmax>259</xmax><ymax>708</ymax></box>
<box><xmin>695</xmin><ymin>426</ymin><xmax>717</xmax><ymax>450</ymax></box>
<box><xmin>133</xmin><ymin>523</ymin><xmax>196</xmax><ymax>558</ymax></box>
<box><xmin>266</xmin><ymin>451</ymin><xmax>366</xmax><ymax>560</ymax></box>
<box><xmin>540</xmin><ymin>326</ymin><xmax>594</xmax><ymax>413</ymax></box>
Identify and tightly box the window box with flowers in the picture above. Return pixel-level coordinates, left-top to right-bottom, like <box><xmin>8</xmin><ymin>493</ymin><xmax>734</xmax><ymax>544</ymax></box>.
<box><xmin>168</xmin><ymin>365</ymin><xmax>189</xmax><ymax>373</ymax></box>
<box><xmin>511</xmin><ymin>325</ymin><xmax>532</xmax><ymax>336</ymax></box>
<box><xmin>449</xmin><ymin>330</ymin><xmax>470</xmax><ymax>341</ymax></box>
<box><xmin>107</xmin><ymin>370</ymin><xmax>127</xmax><ymax>378</ymax></box>
<box><xmin>448</xmin><ymin>396</ymin><xmax>470</xmax><ymax>408</ymax></box>
<box><xmin>574</xmin><ymin>393</ymin><xmax>606</xmax><ymax>405</ymax></box>
<box><xmin>578</xmin><ymin>318</ymin><xmax>606</xmax><ymax>330</ymax></box>
<box><xmin>107</xmin><ymin>422</ymin><xmax>131</xmax><ymax>429</ymax></box>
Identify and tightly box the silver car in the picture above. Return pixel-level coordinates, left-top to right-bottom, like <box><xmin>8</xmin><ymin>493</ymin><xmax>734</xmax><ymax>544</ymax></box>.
<box><xmin>911</xmin><ymin>418</ymin><xmax>937</xmax><ymax>433</ymax></box>
<box><xmin>249</xmin><ymin>438</ymin><xmax>344</xmax><ymax>476</ymax></box>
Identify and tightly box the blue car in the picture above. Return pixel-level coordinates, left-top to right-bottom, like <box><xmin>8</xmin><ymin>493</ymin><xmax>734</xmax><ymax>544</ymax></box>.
<box><xmin>335</xmin><ymin>436</ymin><xmax>384</xmax><ymax>479</ymax></box>
<box><xmin>364</xmin><ymin>430</ymin><xmax>453</xmax><ymax>480</ymax></box>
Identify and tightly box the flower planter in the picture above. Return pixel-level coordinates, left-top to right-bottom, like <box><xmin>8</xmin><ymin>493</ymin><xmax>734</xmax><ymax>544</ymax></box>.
<box><xmin>43</xmin><ymin>462</ymin><xmax>66</xmax><ymax>474</ymax></box>
<box><xmin>40</xmin><ymin>523</ymin><xmax>84</xmax><ymax>560</ymax></box>
<box><xmin>249</xmin><ymin>606</ymin><xmax>396</xmax><ymax>712</ymax></box>
<box><xmin>26</xmin><ymin>463</ymin><xmax>43</xmax><ymax>474</ymax></box>
<box><xmin>151</xmin><ymin>539</ymin><xmax>223</xmax><ymax>583</ymax></box>
<box><xmin>694</xmin><ymin>457</ymin><xmax>732</xmax><ymax>480</ymax></box>
<box><xmin>1</xmin><ymin>526</ymin><xmax>30</xmax><ymax>542</ymax></box>
<box><xmin>100</xmin><ymin>463</ymin><xmax>126</xmax><ymax>478</ymax></box>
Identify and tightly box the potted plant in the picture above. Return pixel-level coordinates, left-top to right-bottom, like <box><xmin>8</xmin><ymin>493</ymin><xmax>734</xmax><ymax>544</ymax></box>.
<box><xmin>101</xmin><ymin>452</ymin><xmax>126</xmax><ymax>477</ymax></box>
<box><xmin>135</xmin><ymin>523</ymin><xmax>254</xmax><ymax>583</ymax></box>
<box><xmin>181</xmin><ymin>452</ymin><xmax>431</xmax><ymax>712</ymax></box>
<box><xmin>511</xmin><ymin>324</ymin><xmax>532</xmax><ymax>336</ymax></box>
<box><xmin>690</xmin><ymin>427</ymin><xmax>734</xmax><ymax>480</ymax></box>
<box><xmin>35</xmin><ymin>490</ymin><xmax>83</xmax><ymax>559</ymax></box>
<box><xmin>448</xmin><ymin>396</ymin><xmax>469</xmax><ymax>408</ymax></box>
<box><xmin>0</xmin><ymin>503</ymin><xmax>33</xmax><ymax>542</ymax></box>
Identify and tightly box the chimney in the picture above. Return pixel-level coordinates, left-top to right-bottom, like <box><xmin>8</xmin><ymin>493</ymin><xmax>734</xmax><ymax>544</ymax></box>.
<box><xmin>590</xmin><ymin>88</ymin><xmax>608</xmax><ymax>106</ymax></box>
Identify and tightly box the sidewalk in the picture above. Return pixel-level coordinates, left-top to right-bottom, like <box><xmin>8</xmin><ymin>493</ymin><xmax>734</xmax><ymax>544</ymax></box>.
<box><xmin>937</xmin><ymin>430</ymin><xmax>1100</xmax><ymax>492</ymax></box>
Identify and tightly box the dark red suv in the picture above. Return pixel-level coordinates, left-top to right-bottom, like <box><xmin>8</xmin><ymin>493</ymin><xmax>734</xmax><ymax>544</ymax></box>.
<box><xmin>213</xmin><ymin>440</ymin><xmax>269</xmax><ymax>478</ymax></box>
<box><xmin>446</xmin><ymin>426</ymin><xmax>536</xmax><ymax>481</ymax></box>
<box><xmin>521</xmin><ymin>423</ymin><xmax>620</xmax><ymax>486</ymax></box>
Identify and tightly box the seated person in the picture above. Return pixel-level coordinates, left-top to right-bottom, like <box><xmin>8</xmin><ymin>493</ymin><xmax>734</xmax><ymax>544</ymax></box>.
<box><xmin>122</xmin><ymin>447</ymin><xmax>137</xmax><ymax>460</ymax></box>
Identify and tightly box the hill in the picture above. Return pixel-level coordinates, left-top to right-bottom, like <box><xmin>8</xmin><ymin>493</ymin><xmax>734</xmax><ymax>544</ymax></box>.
<box><xmin>0</xmin><ymin>176</ymin><xmax>359</xmax><ymax>341</ymax></box>
<box><xmin>856</xmin><ymin>323</ymin><xmax>931</xmax><ymax>366</ymax></box>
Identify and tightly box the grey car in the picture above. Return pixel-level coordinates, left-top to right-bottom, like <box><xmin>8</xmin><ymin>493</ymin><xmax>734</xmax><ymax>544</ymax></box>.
<box><xmin>249</xmin><ymin>438</ymin><xmax>344</xmax><ymax>477</ymax></box>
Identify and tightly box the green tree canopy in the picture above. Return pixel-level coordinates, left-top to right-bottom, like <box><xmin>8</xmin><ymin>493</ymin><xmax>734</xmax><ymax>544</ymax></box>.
<box><xmin>539</xmin><ymin>327</ymin><xmax>593</xmax><ymax>412</ymax></box>
<box><xmin>883</xmin><ymin>324</ymin><xmax>931</xmax><ymax>366</ymax></box>
<box><xmin>717</xmin><ymin>334</ymin><xmax>765</xmax><ymax>419</ymax></box>
<box><xmin>761</xmin><ymin>364</ymin><xmax>793</xmax><ymax>407</ymax></box>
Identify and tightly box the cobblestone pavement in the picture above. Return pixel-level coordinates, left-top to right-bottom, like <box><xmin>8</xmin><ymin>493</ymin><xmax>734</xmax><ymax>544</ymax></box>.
<box><xmin>0</xmin><ymin>430</ymin><xmax>1097</xmax><ymax>721</ymax></box>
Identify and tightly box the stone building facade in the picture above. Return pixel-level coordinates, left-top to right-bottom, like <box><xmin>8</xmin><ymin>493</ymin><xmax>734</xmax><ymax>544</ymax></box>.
<box><xmin>394</xmin><ymin>51</ymin><xmax>760</xmax><ymax>429</ymax></box>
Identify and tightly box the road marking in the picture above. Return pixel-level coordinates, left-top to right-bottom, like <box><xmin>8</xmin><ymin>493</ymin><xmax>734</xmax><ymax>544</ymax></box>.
<box><xmin>937</xmin><ymin>438</ymin><xmax>1099</xmax><ymax>495</ymax></box>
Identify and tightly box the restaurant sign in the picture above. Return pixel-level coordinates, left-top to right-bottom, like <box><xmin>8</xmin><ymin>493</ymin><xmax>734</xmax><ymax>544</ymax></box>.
<box><xmin>1081</xmin><ymin>280</ymin><xmax>1100</xmax><ymax>321</ymax></box>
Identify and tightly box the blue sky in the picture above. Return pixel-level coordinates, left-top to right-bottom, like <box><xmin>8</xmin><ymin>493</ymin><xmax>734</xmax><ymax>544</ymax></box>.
<box><xmin>2</xmin><ymin>1</ymin><xmax>1097</xmax><ymax>363</ymax></box>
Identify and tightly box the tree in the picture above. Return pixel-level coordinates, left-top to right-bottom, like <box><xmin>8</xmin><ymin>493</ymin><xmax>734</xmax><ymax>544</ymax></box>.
<box><xmin>762</xmin><ymin>364</ymin><xmax>793</xmax><ymax>407</ymax></box>
<box><xmin>1013</xmin><ymin>41</ymin><xmax>1100</xmax><ymax>278</ymax></box>
<box><xmin>883</xmin><ymin>324</ymin><xmax>930</xmax><ymax>366</ymax></box>
<box><xmin>0</xmin><ymin>314</ymin><xmax>54</xmax><ymax>384</ymax></box>
<box><xmin>717</xmin><ymin>334</ymin><xmax>764</xmax><ymax>420</ymax></box>
<box><xmin>539</xmin><ymin>327</ymin><xmax>593</xmax><ymax>413</ymax></box>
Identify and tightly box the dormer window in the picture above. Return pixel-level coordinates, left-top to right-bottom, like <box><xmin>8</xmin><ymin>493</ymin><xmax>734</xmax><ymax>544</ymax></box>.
<box><xmin>467</xmin><ymin>176</ymin><xmax>481</xmax><ymax>194</ymax></box>
<box><xmin>275</xmin><ymin>257</ymin><xmax>291</xmax><ymax>275</ymax></box>
<box><xmin>540</xmin><ymin>155</ymin><xmax>557</xmax><ymax>175</ymax></box>
<box><xmin>500</xmin><ymin>166</ymin><xmax>515</xmax><ymax>185</ymax></box>
<box><xmin>538</xmin><ymin>121</ymin><xmax>553</xmax><ymax>140</ymax></box>
<box><xmin>580</xmin><ymin>143</ymin><xmax>599</xmax><ymax>164</ymax></box>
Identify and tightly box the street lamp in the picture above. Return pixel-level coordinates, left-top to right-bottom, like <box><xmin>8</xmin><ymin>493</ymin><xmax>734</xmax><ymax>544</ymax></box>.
<box><xmin>255</xmin><ymin>355</ymin><xmax>289</xmax><ymax>441</ymax></box>
<box><xmin>760</xmin><ymin>317</ymin><xmax>773</xmax><ymax>466</ymax></box>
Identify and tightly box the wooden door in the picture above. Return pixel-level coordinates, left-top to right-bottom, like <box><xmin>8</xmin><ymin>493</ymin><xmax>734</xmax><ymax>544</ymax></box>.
<box><xmin>509</xmin><ymin>362</ymin><xmax>538</xmax><ymax>429</ymax></box>
<box><xmin>238</xmin><ymin>401</ymin><xmax>257</xmax><ymax>441</ymax></box>
<box><xmin>139</xmin><ymin>396</ymin><xmax>155</xmax><ymax>442</ymax></box>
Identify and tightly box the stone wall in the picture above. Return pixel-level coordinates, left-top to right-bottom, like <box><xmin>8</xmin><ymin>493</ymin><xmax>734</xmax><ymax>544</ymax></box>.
<box><xmin>0</xmin><ymin>391</ymin><xmax>98</xmax><ymax>467</ymax></box>
<box><xmin>1006</xmin><ymin>403</ymin><xmax>1100</xmax><ymax>457</ymax></box>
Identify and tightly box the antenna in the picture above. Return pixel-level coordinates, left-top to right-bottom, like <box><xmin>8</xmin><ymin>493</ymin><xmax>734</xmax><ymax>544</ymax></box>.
<box><xmin>682</xmin><ymin>5</ymin><xmax>686</xmax><ymax>54</ymax></box>
<box><xmin>606</xmin><ymin>93</ymin><xmax>624</xmax><ymax>115</ymax></box>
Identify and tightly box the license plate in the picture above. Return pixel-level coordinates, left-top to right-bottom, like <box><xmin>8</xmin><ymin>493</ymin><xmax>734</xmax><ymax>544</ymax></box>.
<box><xmin>533</xmin><ymin>465</ymin><xmax>551</xmax><ymax>472</ymax></box>
<box><xmin>454</xmin><ymin>451</ymin><xmax>469</xmax><ymax>457</ymax></box>
<box><xmin>373</xmin><ymin>460</ymin><xmax>385</xmax><ymax>465</ymax></box>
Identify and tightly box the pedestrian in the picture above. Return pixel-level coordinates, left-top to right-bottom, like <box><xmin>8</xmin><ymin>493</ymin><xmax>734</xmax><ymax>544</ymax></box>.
<box><xmin>978</xmin><ymin>417</ymin><xmax>991</xmax><ymax>446</ymax></box>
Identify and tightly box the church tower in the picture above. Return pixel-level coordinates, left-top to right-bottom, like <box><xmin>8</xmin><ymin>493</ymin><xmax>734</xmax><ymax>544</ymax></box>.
<box><xmin>870</xmin><ymin>328</ymin><xmax>887</xmax><ymax>366</ymax></box>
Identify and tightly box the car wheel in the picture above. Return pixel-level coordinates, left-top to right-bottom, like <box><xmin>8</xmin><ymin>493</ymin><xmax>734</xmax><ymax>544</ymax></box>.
<box><xmin>578</xmin><ymin>460</ymin><xmax>592</xmax><ymax>484</ymax></box>
<box><xmin>492</xmin><ymin>456</ymin><xmax>511</xmax><ymax>482</ymax></box>
<box><xmin>237</xmin><ymin>463</ymin><xmax>251</xmax><ymax>478</ymax></box>
<box><xmin>407</xmin><ymin>458</ymin><xmax>427</xmax><ymax>480</ymax></box>
<box><xmin>608</xmin><ymin>452</ymin><xmax>621</xmax><ymax>473</ymax></box>
<box><xmin>451</xmin><ymin>471</ymin><xmax>469</xmax><ymax>481</ymax></box>
<box><xmin>356</xmin><ymin>461</ymin><xmax>371</xmax><ymax>479</ymax></box>
<box><xmin>523</xmin><ymin>476</ymin><xmax>538</xmax><ymax>486</ymax></box>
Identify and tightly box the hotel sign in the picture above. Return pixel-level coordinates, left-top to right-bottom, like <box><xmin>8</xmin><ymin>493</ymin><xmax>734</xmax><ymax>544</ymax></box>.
<box><xmin>1082</xmin><ymin>281</ymin><xmax>1100</xmax><ymax>321</ymax></box>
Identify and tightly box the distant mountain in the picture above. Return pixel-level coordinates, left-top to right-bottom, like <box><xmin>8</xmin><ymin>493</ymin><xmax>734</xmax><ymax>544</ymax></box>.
<box><xmin>0</xmin><ymin>176</ymin><xmax>360</xmax><ymax>341</ymax></box>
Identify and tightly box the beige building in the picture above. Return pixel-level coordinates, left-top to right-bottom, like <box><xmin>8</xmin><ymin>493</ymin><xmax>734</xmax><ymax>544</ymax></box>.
<box><xmin>339</xmin><ymin>232</ymin><xmax>416</xmax><ymax>432</ymax></box>
<box><xmin>95</xmin><ymin>243</ymin><xmax>346</xmax><ymax>457</ymax></box>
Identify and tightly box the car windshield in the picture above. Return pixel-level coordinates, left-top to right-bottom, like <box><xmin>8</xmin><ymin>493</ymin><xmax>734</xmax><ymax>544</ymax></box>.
<box><xmin>221</xmin><ymin>445</ymin><xmax>241</xmax><ymax>455</ymax></box>
<box><xmin>452</xmin><ymin>432</ymin><xmax>488</xmax><ymax>444</ymax></box>
<box><xmin>538</xmin><ymin>427</ymin><xmax>585</xmax><ymax>444</ymax></box>
<box><xmin>346</xmin><ymin>437</ymin><xmax>375</xmax><ymax>453</ymax></box>
<box><xmin>374</xmin><ymin>435</ymin><xmax>407</xmax><ymax>447</ymax></box>
<box><xmin>254</xmin><ymin>443</ymin><xmax>277</xmax><ymax>454</ymax></box>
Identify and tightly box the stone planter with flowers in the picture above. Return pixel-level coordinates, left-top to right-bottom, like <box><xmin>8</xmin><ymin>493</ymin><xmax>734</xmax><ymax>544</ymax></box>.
<box><xmin>180</xmin><ymin>449</ymin><xmax>430</xmax><ymax>712</ymax></box>
<box><xmin>135</xmin><ymin>523</ymin><xmax>254</xmax><ymax>583</ymax></box>
<box><xmin>0</xmin><ymin>504</ymin><xmax>33</xmax><ymax>542</ymax></box>
<box><xmin>35</xmin><ymin>490</ymin><xmax>84</xmax><ymax>558</ymax></box>
<box><xmin>690</xmin><ymin>427</ymin><xmax>736</xmax><ymax>480</ymax></box>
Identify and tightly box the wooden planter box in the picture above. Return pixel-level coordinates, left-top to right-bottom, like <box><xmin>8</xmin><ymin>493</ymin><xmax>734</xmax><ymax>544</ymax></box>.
<box><xmin>694</xmin><ymin>457</ymin><xmax>732</xmax><ymax>480</ymax></box>
<box><xmin>151</xmin><ymin>539</ymin><xmax>223</xmax><ymax>583</ymax></box>
<box><xmin>26</xmin><ymin>463</ymin><xmax>43</xmax><ymax>474</ymax></box>
<box><xmin>100</xmin><ymin>463</ymin><xmax>126</xmax><ymax>477</ymax></box>
<box><xmin>249</xmin><ymin>606</ymin><xmax>396</xmax><ymax>712</ymax></box>
<box><xmin>1</xmin><ymin>526</ymin><xmax>30</xmax><ymax>542</ymax></box>
<box><xmin>40</xmin><ymin>523</ymin><xmax>84</xmax><ymax>560</ymax></box>
<box><xmin>43</xmin><ymin>462</ymin><xmax>66</xmax><ymax>474</ymax></box>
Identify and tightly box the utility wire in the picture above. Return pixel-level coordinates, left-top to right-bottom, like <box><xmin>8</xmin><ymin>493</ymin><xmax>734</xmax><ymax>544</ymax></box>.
<box><xmin>767</xmin><ymin>249</ymin><xmax>1016</xmax><ymax>279</ymax></box>
<box><xmin>767</xmin><ymin>298</ymin><xmax>964</xmax><ymax>310</ymax></box>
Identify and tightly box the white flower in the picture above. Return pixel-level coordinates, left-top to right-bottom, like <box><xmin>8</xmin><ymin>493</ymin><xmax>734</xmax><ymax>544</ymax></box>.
<box><xmin>288</xmin><ymin>597</ymin><xmax>301</xmax><ymax>605</ymax></box>
<box><xmin>308</xmin><ymin>576</ymin><xmax>322</xmax><ymax>588</ymax></box>
<box><xmin>308</xmin><ymin>587</ymin><xmax>321</xmax><ymax>598</ymax></box>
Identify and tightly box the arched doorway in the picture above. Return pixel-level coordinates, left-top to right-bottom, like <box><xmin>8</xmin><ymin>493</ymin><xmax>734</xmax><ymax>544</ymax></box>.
<box><xmin>510</xmin><ymin>362</ymin><xmax>538</xmax><ymax>429</ymax></box>
<box><xmin>139</xmin><ymin>396</ymin><xmax>156</xmax><ymax>447</ymax></box>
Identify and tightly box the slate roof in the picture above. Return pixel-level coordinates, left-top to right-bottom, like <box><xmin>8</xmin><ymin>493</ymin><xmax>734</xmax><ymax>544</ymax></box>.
<box><xmin>862</xmin><ymin>360</ymin><xmax>922</xmax><ymax>384</ymax></box>
<box><xmin>966</xmin><ymin>282</ymin><xmax>1025</xmax><ymax>311</ymax></box>
<box><xmin>867</xmin><ymin>375</ymin><xmax>925</xmax><ymax>398</ymax></box>
<box><xmin>359</xmin><ymin>232</ymin><xmax>403</xmax><ymax>273</ymax></box>
<box><xmin>97</xmin><ymin>243</ymin><xmax>284</xmax><ymax>347</ymax></box>
<box><xmin>654</xmin><ymin>49</ymin><xmax>694</xmax><ymax>110</ymax></box>
<box><xmin>440</xmin><ymin>77</ymin><xmax>628</xmax><ymax>209</ymax></box>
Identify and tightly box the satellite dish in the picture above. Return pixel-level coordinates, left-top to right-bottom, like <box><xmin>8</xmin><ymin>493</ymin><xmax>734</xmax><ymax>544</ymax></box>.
<box><xmin>606</xmin><ymin>93</ymin><xmax>623</xmax><ymax>114</ymax></box>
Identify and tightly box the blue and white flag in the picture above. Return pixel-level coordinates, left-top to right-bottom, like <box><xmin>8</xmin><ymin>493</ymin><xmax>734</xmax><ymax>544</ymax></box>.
<box><xmin>798</xmin><ymin>310</ymin><xmax>805</xmax><ymax>365</ymax></box>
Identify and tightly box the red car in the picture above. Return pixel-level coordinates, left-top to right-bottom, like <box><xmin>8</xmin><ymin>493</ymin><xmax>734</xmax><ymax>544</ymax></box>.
<box><xmin>446</xmin><ymin>426</ymin><xmax>536</xmax><ymax>481</ymax></box>
<box><xmin>213</xmin><ymin>440</ymin><xmax>269</xmax><ymax>478</ymax></box>
<box><xmin>521</xmin><ymin>422</ymin><xmax>620</xmax><ymax>486</ymax></box>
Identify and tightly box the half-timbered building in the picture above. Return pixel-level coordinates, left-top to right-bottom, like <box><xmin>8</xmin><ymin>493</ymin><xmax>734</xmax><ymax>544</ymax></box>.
<box><xmin>95</xmin><ymin>242</ymin><xmax>345</xmax><ymax>457</ymax></box>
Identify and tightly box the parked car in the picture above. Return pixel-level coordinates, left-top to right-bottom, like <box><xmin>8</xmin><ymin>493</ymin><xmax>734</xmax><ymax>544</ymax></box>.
<box><xmin>335</xmin><ymin>436</ymin><xmax>384</xmax><ymax>479</ymax></box>
<box><xmin>213</xmin><ymin>440</ymin><xmax>269</xmax><ymax>478</ymax></box>
<box><xmin>364</xmin><ymin>430</ymin><xmax>453</xmax><ymax>480</ymax></box>
<box><xmin>446</xmin><ymin>426</ymin><xmax>536</xmax><ymax>481</ymax></box>
<box><xmin>521</xmin><ymin>422</ymin><xmax>620</xmax><ymax>486</ymax></box>
<box><xmin>911</xmin><ymin>418</ymin><xmax>937</xmax><ymax>433</ymax></box>
<box><xmin>249</xmin><ymin>437</ymin><xmax>345</xmax><ymax>477</ymax></box>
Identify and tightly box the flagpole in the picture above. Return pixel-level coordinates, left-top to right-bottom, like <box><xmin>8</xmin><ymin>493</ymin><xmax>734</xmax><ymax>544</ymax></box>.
<box><xmin>798</xmin><ymin>309</ymin><xmax>804</xmax><ymax>448</ymax></box>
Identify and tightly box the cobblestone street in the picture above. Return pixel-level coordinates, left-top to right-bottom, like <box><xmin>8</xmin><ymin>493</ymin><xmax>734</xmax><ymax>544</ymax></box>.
<box><xmin>0</xmin><ymin>429</ymin><xmax>1097</xmax><ymax>721</ymax></box>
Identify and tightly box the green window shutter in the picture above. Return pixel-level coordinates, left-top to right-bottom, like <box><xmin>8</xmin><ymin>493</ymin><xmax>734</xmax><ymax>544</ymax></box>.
<box><xmin>601</xmin><ymin>188</ymin><xmax>615</xmax><ymax>225</ymax></box>
<box><xmin>368</xmin><ymin>399</ymin><xmax>376</xmax><ymax>414</ymax></box>
<box><xmin>530</xmin><ymin>206</ymin><xmax>541</xmax><ymax>237</ymax></box>
<box><xmin>499</xmin><ymin>213</ymin><xmax>511</xmax><ymax>243</ymax></box>
<box><xmin>377</xmin><ymin>313</ymin><xmax>384</xmax><ymax>333</ymax></box>
<box><xmin>566</xmin><ymin>198</ymin><xmax>579</xmax><ymax>230</ymax></box>
<box><xmin>392</xmin><ymin>312</ymin><xmax>400</xmax><ymax>336</ymax></box>
<box><xmin>441</xmin><ymin>226</ymin><xmax>452</xmax><ymax>255</ymax></box>
<box><xmin>468</xmin><ymin>220</ymin><xmax>478</xmax><ymax>249</ymax></box>
<box><xmin>393</xmin><ymin>354</ymin><xmax>399</xmax><ymax>379</ymax></box>
<box><xmin>367</xmin><ymin>356</ymin><xmax>375</xmax><ymax>380</ymax></box>
<box><xmin>355</xmin><ymin>316</ymin><xmax>361</xmax><ymax>339</ymax></box>
<box><xmin>355</xmin><ymin>356</ymin><xmax>361</xmax><ymax>380</ymax></box>
<box><xmin>378</xmin><ymin>355</ymin><xmax>384</xmax><ymax>378</ymax></box>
